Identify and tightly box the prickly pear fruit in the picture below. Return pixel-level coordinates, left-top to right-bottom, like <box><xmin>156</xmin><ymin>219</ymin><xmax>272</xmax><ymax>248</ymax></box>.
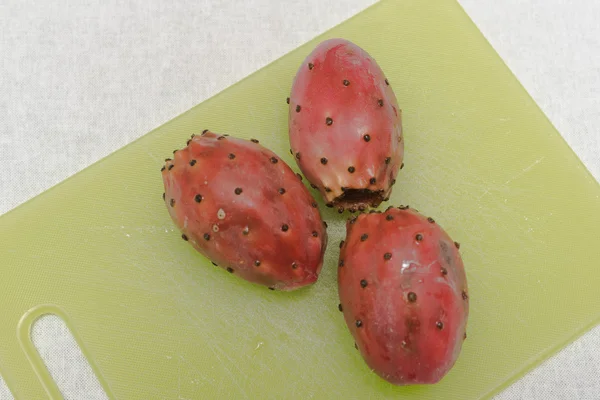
<box><xmin>288</xmin><ymin>38</ymin><xmax>404</xmax><ymax>213</ymax></box>
<box><xmin>337</xmin><ymin>206</ymin><xmax>469</xmax><ymax>385</ymax></box>
<box><xmin>161</xmin><ymin>131</ymin><xmax>328</xmax><ymax>291</ymax></box>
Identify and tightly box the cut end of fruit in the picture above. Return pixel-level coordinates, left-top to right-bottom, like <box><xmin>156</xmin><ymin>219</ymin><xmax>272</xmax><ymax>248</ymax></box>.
<box><xmin>276</xmin><ymin>269</ymin><xmax>320</xmax><ymax>291</ymax></box>
<box><xmin>332</xmin><ymin>188</ymin><xmax>386</xmax><ymax>210</ymax></box>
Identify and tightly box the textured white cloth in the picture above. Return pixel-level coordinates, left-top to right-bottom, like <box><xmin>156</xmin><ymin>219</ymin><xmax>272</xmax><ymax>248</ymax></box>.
<box><xmin>1</xmin><ymin>0</ymin><xmax>599</xmax><ymax>399</ymax></box>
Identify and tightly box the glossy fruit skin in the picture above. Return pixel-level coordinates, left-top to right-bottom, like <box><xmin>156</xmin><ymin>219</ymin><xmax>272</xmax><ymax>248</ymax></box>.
<box><xmin>338</xmin><ymin>207</ymin><xmax>469</xmax><ymax>385</ymax></box>
<box><xmin>162</xmin><ymin>131</ymin><xmax>328</xmax><ymax>291</ymax></box>
<box><xmin>288</xmin><ymin>38</ymin><xmax>403</xmax><ymax>212</ymax></box>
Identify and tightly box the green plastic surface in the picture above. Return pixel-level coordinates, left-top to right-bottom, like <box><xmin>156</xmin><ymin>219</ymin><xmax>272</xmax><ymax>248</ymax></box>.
<box><xmin>1</xmin><ymin>0</ymin><xmax>600</xmax><ymax>399</ymax></box>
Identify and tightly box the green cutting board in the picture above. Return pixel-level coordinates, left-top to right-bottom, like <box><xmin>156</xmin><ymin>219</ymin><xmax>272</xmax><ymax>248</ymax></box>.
<box><xmin>1</xmin><ymin>0</ymin><xmax>599</xmax><ymax>399</ymax></box>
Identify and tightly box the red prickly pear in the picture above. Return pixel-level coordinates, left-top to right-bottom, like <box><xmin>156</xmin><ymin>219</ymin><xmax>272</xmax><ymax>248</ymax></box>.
<box><xmin>337</xmin><ymin>206</ymin><xmax>469</xmax><ymax>385</ymax></box>
<box><xmin>288</xmin><ymin>38</ymin><xmax>404</xmax><ymax>212</ymax></box>
<box><xmin>161</xmin><ymin>131</ymin><xmax>328</xmax><ymax>291</ymax></box>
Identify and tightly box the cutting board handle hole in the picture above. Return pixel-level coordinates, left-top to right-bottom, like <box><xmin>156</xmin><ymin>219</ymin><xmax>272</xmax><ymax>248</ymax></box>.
<box><xmin>17</xmin><ymin>306</ymin><xmax>114</xmax><ymax>399</ymax></box>
<box><xmin>0</xmin><ymin>375</ymin><xmax>14</xmax><ymax>399</ymax></box>
<box><xmin>31</xmin><ymin>314</ymin><xmax>109</xmax><ymax>400</ymax></box>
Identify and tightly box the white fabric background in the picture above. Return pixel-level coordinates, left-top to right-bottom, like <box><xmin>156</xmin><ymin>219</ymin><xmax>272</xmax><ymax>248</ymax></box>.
<box><xmin>1</xmin><ymin>0</ymin><xmax>599</xmax><ymax>399</ymax></box>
